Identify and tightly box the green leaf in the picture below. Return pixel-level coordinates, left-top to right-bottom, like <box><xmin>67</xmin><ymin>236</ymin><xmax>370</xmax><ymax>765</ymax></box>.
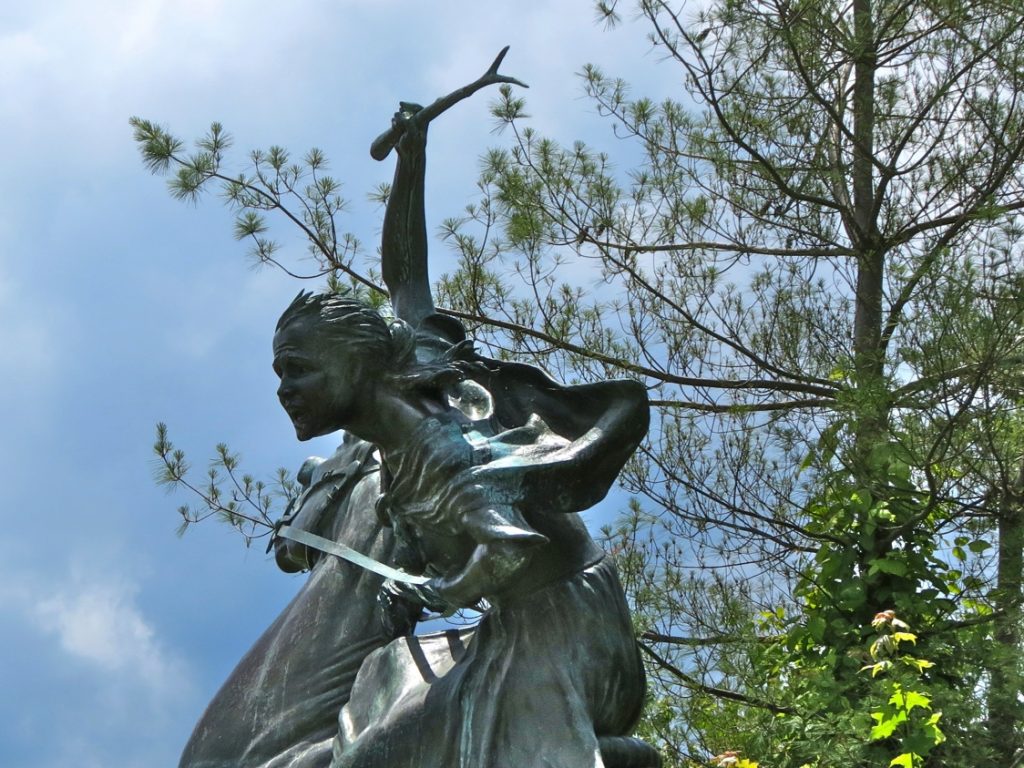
<box><xmin>870</xmin><ymin>710</ymin><xmax>907</xmax><ymax>739</ymax></box>
<box><xmin>869</xmin><ymin>557</ymin><xmax>908</xmax><ymax>576</ymax></box>
<box><xmin>902</xmin><ymin>657</ymin><xmax>934</xmax><ymax>673</ymax></box>
<box><xmin>838</xmin><ymin>582</ymin><xmax>867</xmax><ymax>610</ymax></box>
<box><xmin>889</xmin><ymin>754</ymin><xmax>915</xmax><ymax>768</ymax></box>
<box><xmin>863</xmin><ymin>660</ymin><xmax>892</xmax><ymax>677</ymax></box>
<box><xmin>807</xmin><ymin>615</ymin><xmax>826</xmax><ymax>642</ymax></box>
<box><xmin>898</xmin><ymin>689</ymin><xmax>931</xmax><ymax>713</ymax></box>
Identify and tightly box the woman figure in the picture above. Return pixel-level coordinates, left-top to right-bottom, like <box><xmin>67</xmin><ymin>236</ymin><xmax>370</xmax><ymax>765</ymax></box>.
<box><xmin>271</xmin><ymin>288</ymin><xmax>653</xmax><ymax>768</ymax></box>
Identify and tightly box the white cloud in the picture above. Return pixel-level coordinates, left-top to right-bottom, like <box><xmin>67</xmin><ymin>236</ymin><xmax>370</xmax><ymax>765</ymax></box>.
<box><xmin>0</xmin><ymin>550</ymin><xmax>196</xmax><ymax>762</ymax></box>
<box><xmin>0</xmin><ymin>26</ymin><xmax>48</xmax><ymax>73</ymax></box>
<box><xmin>1</xmin><ymin>562</ymin><xmax>192</xmax><ymax>702</ymax></box>
<box><xmin>34</xmin><ymin>577</ymin><xmax>173</xmax><ymax>688</ymax></box>
<box><xmin>0</xmin><ymin>0</ymin><xmax>259</xmax><ymax>158</ymax></box>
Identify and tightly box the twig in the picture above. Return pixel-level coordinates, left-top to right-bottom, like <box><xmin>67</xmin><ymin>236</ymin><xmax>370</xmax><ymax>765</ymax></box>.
<box><xmin>370</xmin><ymin>46</ymin><xmax>528</xmax><ymax>161</ymax></box>
<box><xmin>639</xmin><ymin>641</ymin><xmax>795</xmax><ymax>715</ymax></box>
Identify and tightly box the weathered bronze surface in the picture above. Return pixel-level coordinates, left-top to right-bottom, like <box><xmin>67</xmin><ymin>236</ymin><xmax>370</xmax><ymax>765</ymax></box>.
<box><xmin>178</xmin><ymin>438</ymin><xmax>414</xmax><ymax>768</ymax></box>
<box><xmin>179</xmin><ymin>48</ymin><xmax>658</xmax><ymax>768</ymax></box>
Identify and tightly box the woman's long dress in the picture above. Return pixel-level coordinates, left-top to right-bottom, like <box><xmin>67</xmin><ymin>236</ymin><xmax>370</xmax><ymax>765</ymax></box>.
<box><xmin>332</xmin><ymin>372</ymin><xmax>650</xmax><ymax>768</ymax></box>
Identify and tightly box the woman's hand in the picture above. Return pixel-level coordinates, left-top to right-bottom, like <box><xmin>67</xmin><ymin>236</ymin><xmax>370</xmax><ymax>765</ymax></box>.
<box><xmin>377</xmin><ymin>578</ymin><xmax>452</xmax><ymax>636</ymax></box>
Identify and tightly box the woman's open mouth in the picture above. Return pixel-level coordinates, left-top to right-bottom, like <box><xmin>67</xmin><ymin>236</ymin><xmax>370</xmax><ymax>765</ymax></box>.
<box><xmin>281</xmin><ymin>401</ymin><xmax>307</xmax><ymax>427</ymax></box>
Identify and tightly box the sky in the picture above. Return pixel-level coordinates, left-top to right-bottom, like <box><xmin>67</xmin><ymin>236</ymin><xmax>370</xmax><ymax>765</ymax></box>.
<box><xmin>0</xmin><ymin>2</ymin><xmax>681</xmax><ymax>765</ymax></box>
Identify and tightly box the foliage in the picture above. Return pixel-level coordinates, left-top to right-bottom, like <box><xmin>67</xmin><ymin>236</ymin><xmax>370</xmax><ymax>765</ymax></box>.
<box><xmin>129</xmin><ymin>116</ymin><xmax>382</xmax><ymax>300</ymax></box>
<box><xmin>153</xmin><ymin>422</ymin><xmax>297</xmax><ymax>546</ymax></box>
<box><xmin>862</xmin><ymin>612</ymin><xmax>944</xmax><ymax>768</ymax></box>
<box><xmin>435</xmin><ymin>0</ymin><xmax>1024</xmax><ymax>763</ymax></box>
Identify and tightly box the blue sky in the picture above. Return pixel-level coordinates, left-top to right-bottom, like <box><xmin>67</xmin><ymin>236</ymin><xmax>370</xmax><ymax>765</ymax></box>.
<box><xmin>0</xmin><ymin>2</ymin><xmax>678</xmax><ymax>765</ymax></box>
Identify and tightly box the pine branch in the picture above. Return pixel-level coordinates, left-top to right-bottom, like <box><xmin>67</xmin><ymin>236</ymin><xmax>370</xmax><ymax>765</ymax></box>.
<box><xmin>639</xmin><ymin>641</ymin><xmax>795</xmax><ymax>715</ymax></box>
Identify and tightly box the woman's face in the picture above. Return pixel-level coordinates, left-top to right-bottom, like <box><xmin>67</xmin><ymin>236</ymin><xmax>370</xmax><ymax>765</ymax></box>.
<box><xmin>272</xmin><ymin>316</ymin><xmax>365</xmax><ymax>441</ymax></box>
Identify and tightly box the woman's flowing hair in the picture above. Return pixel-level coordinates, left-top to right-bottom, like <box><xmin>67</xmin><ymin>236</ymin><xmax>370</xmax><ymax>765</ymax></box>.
<box><xmin>277</xmin><ymin>291</ymin><xmax>481</xmax><ymax>397</ymax></box>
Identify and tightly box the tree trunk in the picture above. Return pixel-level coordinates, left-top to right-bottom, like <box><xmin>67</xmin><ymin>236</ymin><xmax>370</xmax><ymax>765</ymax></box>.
<box><xmin>987</xmin><ymin>461</ymin><xmax>1024</xmax><ymax>761</ymax></box>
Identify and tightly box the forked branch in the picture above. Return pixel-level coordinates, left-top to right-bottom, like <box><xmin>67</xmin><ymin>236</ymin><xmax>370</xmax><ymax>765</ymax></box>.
<box><xmin>370</xmin><ymin>46</ymin><xmax>528</xmax><ymax>160</ymax></box>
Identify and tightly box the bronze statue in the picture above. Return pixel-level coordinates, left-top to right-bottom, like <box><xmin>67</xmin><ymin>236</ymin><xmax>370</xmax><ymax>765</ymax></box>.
<box><xmin>179</xmin><ymin>47</ymin><xmax>658</xmax><ymax>768</ymax></box>
<box><xmin>270</xmin><ymin>285</ymin><xmax>653</xmax><ymax>768</ymax></box>
<box><xmin>175</xmin><ymin>51</ymin><xmax>521</xmax><ymax>768</ymax></box>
